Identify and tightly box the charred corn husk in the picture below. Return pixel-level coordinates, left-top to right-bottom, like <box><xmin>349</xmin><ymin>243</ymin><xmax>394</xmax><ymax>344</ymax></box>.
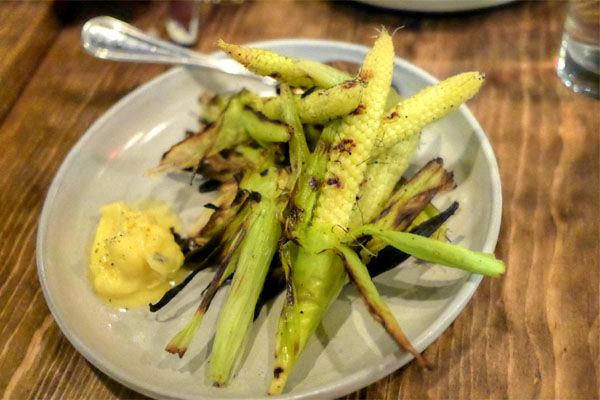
<box><xmin>149</xmin><ymin>92</ymin><xmax>254</xmax><ymax>176</ymax></box>
<box><xmin>407</xmin><ymin>203</ymin><xmax>449</xmax><ymax>242</ymax></box>
<box><xmin>361</xmin><ymin>159</ymin><xmax>456</xmax><ymax>259</ymax></box>
<box><xmin>209</xmin><ymin>164</ymin><xmax>287</xmax><ymax>385</ymax></box>
<box><xmin>334</xmin><ymin>244</ymin><xmax>429</xmax><ymax>367</ymax></box>
<box><xmin>165</xmin><ymin>201</ymin><xmax>254</xmax><ymax>356</ymax></box>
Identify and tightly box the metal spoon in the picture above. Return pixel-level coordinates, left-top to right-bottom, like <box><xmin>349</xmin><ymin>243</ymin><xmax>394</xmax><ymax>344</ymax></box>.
<box><xmin>81</xmin><ymin>16</ymin><xmax>275</xmax><ymax>85</ymax></box>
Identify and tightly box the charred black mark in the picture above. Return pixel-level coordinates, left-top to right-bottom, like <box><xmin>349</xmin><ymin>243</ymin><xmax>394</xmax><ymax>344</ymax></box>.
<box><xmin>233</xmin><ymin>171</ymin><xmax>244</xmax><ymax>184</ymax></box>
<box><xmin>317</xmin><ymin>139</ymin><xmax>332</xmax><ymax>155</ymax></box>
<box><xmin>350</xmin><ymin>104</ymin><xmax>366</xmax><ymax>115</ymax></box>
<box><xmin>274</xmin><ymin>367</ymin><xmax>284</xmax><ymax>378</ymax></box>
<box><xmin>169</xmin><ymin>227</ymin><xmax>183</xmax><ymax>244</ymax></box>
<box><xmin>189</xmin><ymin>160</ymin><xmax>203</xmax><ymax>186</ymax></box>
<box><xmin>260</xmin><ymin>168</ymin><xmax>269</xmax><ymax>177</ymax></box>
<box><xmin>359</xmin><ymin>68</ymin><xmax>373</xmax><ymax>81</ymax></box>
<box><xmin>203</xmin><ymin>203</ymin><xmax>219</xmax><ymax>211</ymax></box>
<box><xmin>386</xmin><ymin>111</ymin><xmax>400</xmax><ymax>120</ymax></box>
<box><xmin>341</xmin><ymin>80</ymin><xmax>359</xmax><ymax>90</ymax></box>
<box><xmin>248</xmin><ymin>191</ymin><xmax>262</xmax><ymax>203</ymax></box>
<box><xmin>333</xmin><ymin>138</ymin><xmax>357</xmax><ymax>154</ymax></box>
<box><xmin>308</xmin><ymin>176</ymin><xmax>321</xmax><ymax>191</ymax></box>
<box><xmin>285</xmin><ymin>278</ymin><xmax>294</xmax><ymax>306</ymax></box>
<box><xmin>392</xmin><ymin>193</ymin><xmax>435</xmax><ymax>229</ymax></box>
<box><xmin>244</xmin><ymin>105</ymin><xmax>282</xmax><ymax>123</ymax></box>
<box><xmin>327</xmin><ymin>176</ymin><xmax>343</xmax><ymax>189</ymax></box>
<box><xmin>231</xmin><ymin>188</ymin><xmax>248</xmax><ymax>206</ymax></box>
<box><xmin>301</xmin><ymin>86</ymin><xmax>317</xmax><ymax>98</ymax></box>
<box><xmin>198</xmin><ymin>179</ymin><xmax>220</xmax><ymax>193</ymax></box>
<box><xmin>270</xmin><ymin>72</ymin><xmax>282</xmax><ymax>80</ymax></box>
<box><xmin>289</xmin><ymin>206</ymin><xmax>301</xmax><ymax>223</ymax></box>
<box><xmin>219</xmin><ymin>148</ymin><xmax>234</xmax><ymax>158</ymax></box>
<box><xmin>372</xmin><ymin>200</ymin><xmax>396</xmax><ymax>223</ymax></box>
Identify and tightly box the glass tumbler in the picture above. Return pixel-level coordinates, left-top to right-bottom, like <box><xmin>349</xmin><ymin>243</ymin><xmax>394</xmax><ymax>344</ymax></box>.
<box><xmin>556</xmin><ymin>0</ymin><xmax>600</xmax><ymax>99</ymax></box>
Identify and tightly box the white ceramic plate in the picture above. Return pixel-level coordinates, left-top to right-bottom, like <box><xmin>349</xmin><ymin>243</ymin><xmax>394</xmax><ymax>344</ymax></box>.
<box><xmin>354</xmin><ymin>0</ymin><xmax>515</xmax><ymax>12</ymax></box>
<box><xmin>37</xmin><ymin>39</ymin><xmax>502</xmax><ymax>399</ymax></box>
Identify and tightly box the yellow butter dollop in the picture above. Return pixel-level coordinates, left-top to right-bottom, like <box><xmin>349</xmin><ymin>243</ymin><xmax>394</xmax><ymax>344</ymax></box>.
<box><xmin>89</xmin><ymin>200</ymin><xmax>187</xmax><ymax>308</ymax></box>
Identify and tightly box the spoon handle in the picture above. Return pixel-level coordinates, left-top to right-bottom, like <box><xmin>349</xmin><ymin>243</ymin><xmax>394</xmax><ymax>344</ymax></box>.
<box><xmin>81</xmin><ymin>16</ymin><xmax>252</xmax><ymax>77</ymax></box>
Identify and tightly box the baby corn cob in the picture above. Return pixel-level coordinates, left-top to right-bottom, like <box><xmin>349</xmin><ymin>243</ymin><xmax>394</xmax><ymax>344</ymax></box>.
<box><xmin>350</xmin><ymin>131</ymin><xmax>421</xmax><ymax>226</ymax></box>
<box><xmin>269</xmin><ymin>29</ymin><xmax>395</xmax><ymax>395</ymax></box>
<box><xmin>312</xmin><ymin>31</ymin><xmax>395</xmax><ymax>232</ymax></box>
<box><xmin>375</xmin><ymin>72</ymin><xmax>485</xmax><ymax>153</ymax></box>
<box><xmin>218</xmin><ymin>40</ymin><xmax>352</xmax><ymax>88</ymax></box>
<box><xmin>350</xmin><ymin>72</ymin><xmax>485</xmax><ymax>225</ymax></box>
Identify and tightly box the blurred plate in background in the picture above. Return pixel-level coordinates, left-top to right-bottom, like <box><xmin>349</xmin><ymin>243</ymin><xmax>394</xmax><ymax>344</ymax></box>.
<box><xmin>355</xmin><ymin>0</ymin><xmax>515</xmax><ymax>12</ymax></box>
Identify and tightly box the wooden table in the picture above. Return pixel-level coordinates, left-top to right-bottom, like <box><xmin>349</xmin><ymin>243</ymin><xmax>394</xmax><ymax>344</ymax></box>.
<box><xmin>1</xmin><ymin>1</ymin><xmax>598</xmax><ymax>398</ymax></box>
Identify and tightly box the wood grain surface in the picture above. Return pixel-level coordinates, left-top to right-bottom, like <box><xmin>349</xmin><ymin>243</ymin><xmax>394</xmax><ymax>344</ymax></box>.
<box><xmin>1</xmin><ymin>1</ymin><xmax>598</xmax><ymax>399</ymax></box>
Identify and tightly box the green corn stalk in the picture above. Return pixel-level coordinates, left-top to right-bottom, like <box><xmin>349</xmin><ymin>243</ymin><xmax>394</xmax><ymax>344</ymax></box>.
<box><xmin>240</xmin><ymin>107</ymin><xmax>291</xmax><ymax>143</ymax></box>
<box><xmin>154</xmin><ymin>33</ymin><xmax>505</xmax><ymax>396</ymax></box>
<box><xmin>334</xmin><ymin>244</ymin><xmax>430</xmax><ymax>367</ymax></box>
<box><xmin>209</xmin><ymin>183</ymin><xmax>283</xmax><ymax>385</ymax></box>
<box><xmin>350</xmin><ymin>225</ymin><xmax>506</xmax><ymax>277</ymax></box>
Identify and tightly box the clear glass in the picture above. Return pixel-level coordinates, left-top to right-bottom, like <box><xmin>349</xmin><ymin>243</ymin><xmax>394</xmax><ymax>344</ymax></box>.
<box><xmin>556</xmin><ymin>0</ymin><xmax>600</xmax><ymax>99</ymax></box>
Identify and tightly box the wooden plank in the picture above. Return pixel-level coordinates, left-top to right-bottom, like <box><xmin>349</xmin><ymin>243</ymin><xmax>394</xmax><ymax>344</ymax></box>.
<box><xmin>0</xmin><ymin>4</ymin><xmax>169</xmax><ymax>399</ymax></box>
<box><xmin>0</xmin><ymin>2</ymin><xmax>59</xmax><ymax>124</ymax></box>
